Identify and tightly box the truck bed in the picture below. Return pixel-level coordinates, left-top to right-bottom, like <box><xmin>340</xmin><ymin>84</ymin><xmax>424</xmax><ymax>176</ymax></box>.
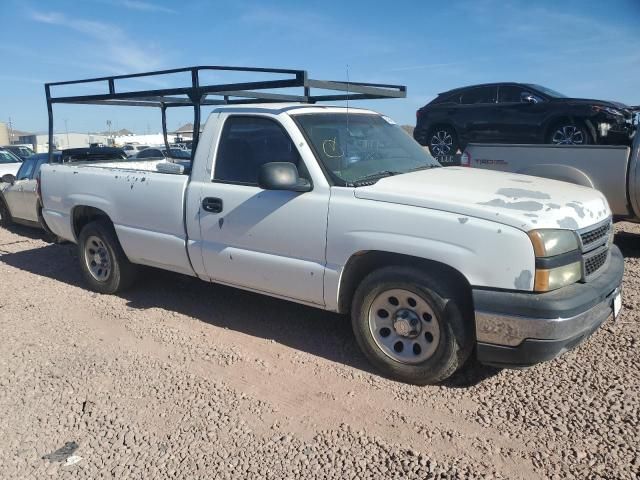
<box><xmin>463</xmin><ymin>143</ymin><xmax>633</xmax><ymax>218</ymax></box>
<box><xmin>40</xmin><ymin>160</ymin><xmax>195</xmax><ymax>275</ymax></box>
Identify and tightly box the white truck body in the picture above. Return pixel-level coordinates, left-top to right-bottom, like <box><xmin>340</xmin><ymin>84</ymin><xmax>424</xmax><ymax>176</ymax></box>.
<box><xmin>40</xmin><ymin>104</ymin><xmax>624</xmax><ymax>383</ymax></box>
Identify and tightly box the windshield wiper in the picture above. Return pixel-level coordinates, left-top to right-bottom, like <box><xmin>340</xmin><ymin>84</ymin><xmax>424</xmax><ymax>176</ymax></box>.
<box><xmin>352</xmin><ymin>170</ymin><xmax>400</xmax><ymax>187</ymax></box>
<box><xmin>408</xmin><ymin>164</ymin><xmax>441</xmax><ymax>172</ymax></box>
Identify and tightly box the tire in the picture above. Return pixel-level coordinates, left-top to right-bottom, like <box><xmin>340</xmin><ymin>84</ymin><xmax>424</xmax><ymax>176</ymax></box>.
<box><xmin>547</xmin><ymin>121</ymin><xmax>592</xmax><ymax>145</ymax></box>
<box><xmin>427</xmin><ymin>126</ymin><xmax>459</xmax><ymax>157</ymax></box>
<box><xmin>351</xmin><ymin>266</ymin><xmax>473</xmax><ymax>385</ymax></box>
<box><xmin>0</xmin><ymin>199</ymin><xmax>12</xmax><ymax>228</ymax></box>
<box><xmin>77</xmin><ymin>220</ymin><xmax>138</xmax><ymax>294</ymax></box>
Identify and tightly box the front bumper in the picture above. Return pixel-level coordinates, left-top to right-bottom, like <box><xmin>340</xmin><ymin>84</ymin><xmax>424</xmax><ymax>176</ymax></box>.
<box><xmin>474</xmin><ymin>245</ymin><xmax>624</xmax><ymax>368</ymax></box>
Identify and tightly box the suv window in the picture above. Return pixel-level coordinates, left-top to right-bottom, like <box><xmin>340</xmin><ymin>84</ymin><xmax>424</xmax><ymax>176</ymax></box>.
<box><xmin>16</xmin><ymin>158</ymin><xmax>37</xmax><ymax>179</ymax></box>
<box><xmin>498</xmin><ymin>86</ymin><xmax>541</xmax><ymax>103</ymax></box>
<box><xmin>460</xmin><ymin>86</ymin><xmax>497</xmax><ymax>105</ymax></box>
<box><xmin>214</xmin><ymin>116</ymin><xmax>304</xmax><ymax>185</ymax></box>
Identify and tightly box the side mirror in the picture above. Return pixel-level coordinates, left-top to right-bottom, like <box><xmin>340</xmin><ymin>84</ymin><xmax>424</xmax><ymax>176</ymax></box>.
<box><xmin>1</xmin><ymin>174</ymin><xmax>16</xmax><ymax>185</ymax></box>
<box><xmin>520</xmin><ymin>92</ymin><xmax>538</xmax><ymax>104</ymax></box>
<box><xmin>258</xmin><ymin>162</ymin><xmax>311</xmax><ymax>192</ymax></box>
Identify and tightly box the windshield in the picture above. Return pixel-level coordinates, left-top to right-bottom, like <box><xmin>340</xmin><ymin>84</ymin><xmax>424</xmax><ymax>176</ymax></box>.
<box><xmin>294</xmin><ymin>113</ymin><xmax>439</xmax><ymax>186</ymax></box>
<box><xmin>0</xmin><ymin>150</ymin><xmax>21</xmax><ymax>164</ymax></box>
<box><xmin>525</xmin><ymin>84</ymin><xmax>567</xmax><ymax>98</ymax></box>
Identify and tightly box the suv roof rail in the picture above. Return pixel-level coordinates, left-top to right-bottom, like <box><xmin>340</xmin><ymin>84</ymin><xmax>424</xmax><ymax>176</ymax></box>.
<box><xmin>45</xmin><ymin>65</ymin><xmax>407</xmax><ymax>161</ymax></box>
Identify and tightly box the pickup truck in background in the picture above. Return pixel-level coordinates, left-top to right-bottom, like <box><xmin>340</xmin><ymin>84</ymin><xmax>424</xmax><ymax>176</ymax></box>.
<box><xmin>40</xmin><ymin>102</ymin><xmax>625</xmax><ymax>384</ymax></box>
<box><xmin>462</xmin><ymin>126</ymin><xmax>640</xmax><ymax>223</ymax></box>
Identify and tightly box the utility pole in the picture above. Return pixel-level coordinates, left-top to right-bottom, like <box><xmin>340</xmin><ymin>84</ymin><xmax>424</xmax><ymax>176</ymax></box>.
<box><xmin>8</xmin><ymin>117</ymin><xmax>13</xmax><ymax>144</ymax></box>
<box><xmin>64</xmin><ymin>119</ymin><xmax>70</xmax><ymax>147</ymax></box>
<box><xmin>106</xmin><ymin>120</ymin><xmax>112</xmax><ymax>146</ymax></box>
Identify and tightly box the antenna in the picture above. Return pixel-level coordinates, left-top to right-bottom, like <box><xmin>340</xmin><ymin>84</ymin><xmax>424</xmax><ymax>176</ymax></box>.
<box><xmin>345</xmin><ymin>64</ymin><xmax>350</xmax><ymax>169</ymax></box>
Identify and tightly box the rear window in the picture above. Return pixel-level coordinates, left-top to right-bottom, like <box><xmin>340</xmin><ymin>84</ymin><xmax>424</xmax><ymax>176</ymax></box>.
<box><xmin>431</xmin><ymin>92</ymin><xmax>460</xmax><ymax>105</ymax></box>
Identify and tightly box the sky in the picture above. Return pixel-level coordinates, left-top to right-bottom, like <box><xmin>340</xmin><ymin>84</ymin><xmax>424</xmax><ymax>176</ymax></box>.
<box><xmin>0</xmin><ymin>0</ymin><xmax>639</xmax><ymax>134</ymax></box>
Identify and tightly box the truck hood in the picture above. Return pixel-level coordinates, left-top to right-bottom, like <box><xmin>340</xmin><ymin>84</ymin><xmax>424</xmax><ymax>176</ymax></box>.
<box><xmin>353</xmin><ymin>167</ymin><xmax>610</xmax><ymax>231</ymax></box>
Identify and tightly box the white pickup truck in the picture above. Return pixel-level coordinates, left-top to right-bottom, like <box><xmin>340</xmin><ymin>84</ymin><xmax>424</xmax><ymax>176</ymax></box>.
<box><xmin>41</xmin><ymin>103</ymin><xmax>624</xmax><ymax>384</ymax></box>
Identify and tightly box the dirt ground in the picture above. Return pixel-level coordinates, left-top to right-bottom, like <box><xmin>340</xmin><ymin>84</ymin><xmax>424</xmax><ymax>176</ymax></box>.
<box><xmin>0</xmin><ymin>223</ymin><xmax>638</xmax><ymax>479</ymax></box>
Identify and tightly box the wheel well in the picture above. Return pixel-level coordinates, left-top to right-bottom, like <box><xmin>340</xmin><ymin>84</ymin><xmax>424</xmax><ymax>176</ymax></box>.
<box><xmin>337</xmin><ymin>251</ymin><xmax>472</xmax><ymax>314</ymax></box>
<box><xmin>427</xmin><ymin>123</ymin><xmax>458</xmax><ymax>139</ymax></box>
<box><xmin>72</xmin><ymin>206</ymin><xmax>111</xmax><ymax>240</ymax></box>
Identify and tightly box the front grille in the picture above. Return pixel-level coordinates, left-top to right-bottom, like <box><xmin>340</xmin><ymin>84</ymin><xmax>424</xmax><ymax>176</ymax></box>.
<box><xmin>584</xmin><ymin>247</ymin><xmax>609</xmax><ymax>278</ymax></box>
<box><xmin>580</xmin><ymin>221</ymin><xmax>610</xmax><ymax>251</ymax></box>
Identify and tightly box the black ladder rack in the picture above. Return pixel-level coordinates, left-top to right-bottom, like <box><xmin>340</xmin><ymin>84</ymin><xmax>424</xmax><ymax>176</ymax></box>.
<box><xmin>45</xmin><ymin>65</ymin><xmax>407</xmax><ymax>160</ymax></box>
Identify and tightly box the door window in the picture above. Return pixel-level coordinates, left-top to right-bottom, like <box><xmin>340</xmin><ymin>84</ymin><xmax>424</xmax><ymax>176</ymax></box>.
<box><xmin>460</xmin><ymin>87</ymin><xmax>497</xmax><ymax>105</ymax></box>
<box><xmin>214</xmin><ymin>116</ymin><xmax>304</xmax><ymax>185</ymax></box>
<box><xmin>498</xmin><ymin>86</ymin><xmax>542</xmax><ymax>103</ymax></box>
<box><xmin>16</xmin><ymin>158</ymin><xmax>37</xmax><ymax>180</ymax></box>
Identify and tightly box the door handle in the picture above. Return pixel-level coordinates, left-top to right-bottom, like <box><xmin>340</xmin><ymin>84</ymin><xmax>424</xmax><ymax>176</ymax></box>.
<box><xmin>202</xmin><ymin>197</ymin><xmax>223</xmax><ymax>213</ymax></box>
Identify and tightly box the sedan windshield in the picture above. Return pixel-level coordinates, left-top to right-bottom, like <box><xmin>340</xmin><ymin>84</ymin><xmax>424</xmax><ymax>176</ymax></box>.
<box><xmin>0</xmin><ymin>150</ymin><xmax>21</xmax><ymax>164</ymax></box>
<box><xmin>294</xmin><ymin>113</ymin><xmax>439</xmax><ymax>186</ymax></box>
<box><xmin>525</xmin><ymin>84</ymin><xmax>567</xmax><ymax>98</ymax></box>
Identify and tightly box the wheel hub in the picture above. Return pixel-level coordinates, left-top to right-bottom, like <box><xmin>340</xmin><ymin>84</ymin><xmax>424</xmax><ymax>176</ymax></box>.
<box><xmin>393</xmin><ymin>309</ymin><xmax>421</xmax><ymax>338</ymax></box>
<box><xmin>368</xmin><ymin>288</ymin><xmax>441</xmax><ymax>365</ymax></box>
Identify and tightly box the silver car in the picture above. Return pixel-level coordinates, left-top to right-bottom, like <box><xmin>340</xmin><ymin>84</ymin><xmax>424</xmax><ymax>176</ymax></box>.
<box><xmin>0</xmin><ymin>153</ymin><xmax>58</xmax><ymax>228</ymax></box>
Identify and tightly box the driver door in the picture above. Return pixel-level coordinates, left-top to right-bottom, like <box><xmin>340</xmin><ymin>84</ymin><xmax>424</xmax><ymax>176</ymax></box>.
<box><xmin>3</xmin><ymin>157</ymin><xmax>36</xmax><ymax>220</ymax></box>
<box><xmin>195</xmin><ymin>115</ymin><xmax>329</xmax><ymax>305</ymax></box>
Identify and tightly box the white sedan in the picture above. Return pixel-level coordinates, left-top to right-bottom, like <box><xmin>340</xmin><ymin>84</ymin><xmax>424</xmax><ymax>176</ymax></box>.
<box><xmin>0</xmin><ymin>149</ymin><xmax>22</xmax><ymax>177</ymax></box>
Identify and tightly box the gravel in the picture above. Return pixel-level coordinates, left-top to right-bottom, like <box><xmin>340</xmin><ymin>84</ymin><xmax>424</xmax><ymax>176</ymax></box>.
<box><xmin>0</xmin><ymin>223</ymin><xmax>638</xmax><ymax>479</ymax></box>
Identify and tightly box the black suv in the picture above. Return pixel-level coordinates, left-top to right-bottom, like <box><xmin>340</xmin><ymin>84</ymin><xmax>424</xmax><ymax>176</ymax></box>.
<box><xmin>414</xmin><ymin>82</ymin><xmax>636</xmax><ymax>156</ymax></box>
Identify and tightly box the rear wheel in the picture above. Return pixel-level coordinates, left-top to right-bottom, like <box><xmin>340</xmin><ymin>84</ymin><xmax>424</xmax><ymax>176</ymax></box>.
<box><xmin>78</xmin><ymin>220</ymin><xmax>138</xmax><ymax>294</ymax></box>
<box><xmin>547</xmin><ymin>122</ymin><xmax>591</xmax><ymax>145</ymax></box>
<box><xmin>351</xmin><ymin>266</ymin><xmax>473</xmax><ymax>385</ymax></box>
<box><xmin>427</xmin><ymin>126</ymin><xmax>459</xmax><ymax>157</ymax></box>
<box><xmin>0</xmin><ymin>199</ymin><xmax>12</xmax><ymax>228</ymax></box>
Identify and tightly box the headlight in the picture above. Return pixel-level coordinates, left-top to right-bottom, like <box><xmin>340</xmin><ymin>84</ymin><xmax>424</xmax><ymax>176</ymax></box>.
<box><xmin>534</xmin><ymin>261</ymin><xmax>582</xmax><ymax>292</ymax></box>
<box><xmin>592</xmin><ymin>105</ymin><xmax>623</xmax><ymax>116</ymax></box>
<box><xmin>528</xmin><ymin>229</ymin><xmax>579</xmax><ymax>257</ymax></box>
<box><xmin>528</xmin><ymin>229</ymin><xmax>582</xmax><ymax>292</ymax></box>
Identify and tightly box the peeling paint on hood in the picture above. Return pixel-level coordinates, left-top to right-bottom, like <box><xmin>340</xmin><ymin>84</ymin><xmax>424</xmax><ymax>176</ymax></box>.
<box><xmin>353</xmin><ymin>168</ymin><xmax>610</xmax><ymax>231</ymax></box>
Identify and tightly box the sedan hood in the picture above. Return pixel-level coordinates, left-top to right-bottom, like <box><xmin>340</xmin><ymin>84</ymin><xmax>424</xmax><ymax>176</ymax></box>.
<box><xmin>354</xmin><ymin>167</ymin><xmax>610</xmax><ymax>231</ymax></box>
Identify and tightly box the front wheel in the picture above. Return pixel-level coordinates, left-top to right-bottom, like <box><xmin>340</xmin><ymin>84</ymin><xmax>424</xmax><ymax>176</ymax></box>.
<box><xmin>78</xmin><ymin>220</ymin><xmax>138</xmax><ymax>294</ymax></box>
<box><xmin>427</xmin><ymin>126</ymin><xmax>459</xmax><ymax>157</ymax></box>
<box><xmin>0</xmin><ymin>200</ymin><xmax>12</xmax><ymax>228</ymax></box>
<box><xmin>547</xmin><ymin>122</ymin><xmax>592</xmax><ymax>145</ymax></box>
<box><xmin>351</xmin><ymin>266</ymin><xmax>473</xmax><ymax>385</ymax></box>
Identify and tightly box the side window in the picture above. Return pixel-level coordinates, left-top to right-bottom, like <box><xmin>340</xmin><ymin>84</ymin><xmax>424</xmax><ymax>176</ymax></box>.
<box><xmin>460</xmin><ymin>87</ymin><xmax>497</xmax><ymax>105</ymax></box>
<box><xmin>498</xmin><ymin>86</ymin><xmax>526</xmax><ymax>103</ymax></box>
<box><xmin>214</xmin><ymin>116</ymin><xmax>305</xmax><ymax>185</ymax></box>
<box><xmin>16</xmin><ymin>159</ymin><xmax>36</xmax><ymax>180</ymax></box>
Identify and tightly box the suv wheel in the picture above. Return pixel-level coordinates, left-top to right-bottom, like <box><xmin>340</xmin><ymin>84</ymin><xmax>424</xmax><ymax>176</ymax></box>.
<box><xmin>351</xmin><ymin>266</ymin><xmax>473</xmax><ymax>385</ymax></box>
<box><xmin>548</xmin><ymin>122</ymin><xmax>591</xmax><ymax>145</ymax></box>
<box><xmin>428</xmin><ymin>126</ymin><xmax>459</xmax><ymax>157</ymax></box>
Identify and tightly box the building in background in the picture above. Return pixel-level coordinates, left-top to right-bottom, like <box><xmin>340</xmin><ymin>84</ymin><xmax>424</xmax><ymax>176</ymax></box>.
<box><xmin>0</xmin><ymin>122</ymin><xmax>8</xmax><ymax>145</ymax></box>
<box><xmin>19</xmin><ymin>132</ymin><xmax>109</xmax><ymax>153</ymax></box>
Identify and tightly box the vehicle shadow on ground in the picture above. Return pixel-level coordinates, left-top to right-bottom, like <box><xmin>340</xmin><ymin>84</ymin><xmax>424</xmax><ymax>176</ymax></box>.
<box><xmin>615</xmin><ymin>232</ymin><xmax>640</xmax><ymax>259</ymax></box>
<box><xmin>0</xmin><ymin>242</ymin><xmax>499</xmax><ymax>388</ymax></box>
